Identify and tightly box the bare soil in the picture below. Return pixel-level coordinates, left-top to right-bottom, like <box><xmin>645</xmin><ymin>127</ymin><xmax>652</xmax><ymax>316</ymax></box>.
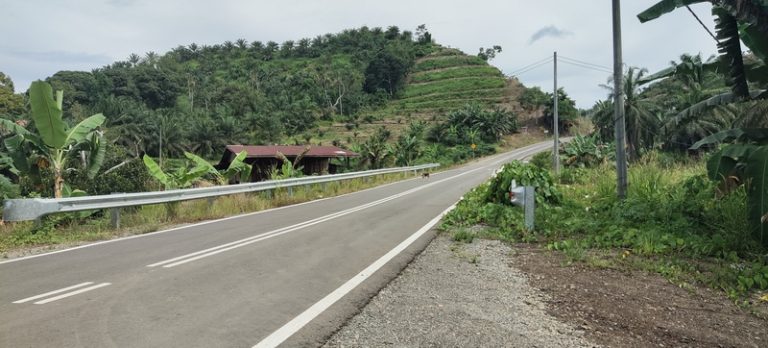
<box><xmin>511</xmin><ymin>244</ymin><xmax>768</xmax><ymax>348</ymax></box>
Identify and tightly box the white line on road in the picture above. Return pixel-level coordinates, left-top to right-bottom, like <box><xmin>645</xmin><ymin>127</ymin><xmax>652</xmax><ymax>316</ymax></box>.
<box><xmin>12</xmin><ymin>282</ymin><xmax>94</xmax><ymax>304</ymax></box>
<box><xmin>0</xmin><ymin>173</ymin><xmax>423</xmax><ymax>266</ymax></box>
<box><xmin>149</xmin><ymin>166</ymin><xmax>486</xmax><ymax>268</ymax></box>
<box><xmin>33</xmin><ymin>283</ymin><xmax>111</xmax><ymax>305</ymax></box>
<box><xmin>252</xmin><ymin>204</ymin><xmax>457</xmax><ymax>348</ymax></box>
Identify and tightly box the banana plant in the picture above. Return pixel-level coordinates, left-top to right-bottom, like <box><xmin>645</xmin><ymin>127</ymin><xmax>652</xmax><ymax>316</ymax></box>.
<box><xmin>638</xmin><ymin>1</ymin><xmax>768</xmax><ymax>102</ymax></box>
<box><xmin>143</xmin><ymin>154</ymin><xmax>212</xmax><ymax>190</ymax></box>
<box><xmin>2</xmin><ymin>81</ymin><xmax>106</xmax><ymax>198</ymax></box>
<box><xmin>691</xmin><ymin>128</ymin><xmax>768</xmax><ymax>247</ymax></box>
<box><xmin>143</xmin><ymin>150</ymin><xmax>252</xmax><ymax>189</ymax></box>
<box><xmin>219</xmin><ymin>150</ymin><xmax>252</xmax><ymax>183</ymax></box>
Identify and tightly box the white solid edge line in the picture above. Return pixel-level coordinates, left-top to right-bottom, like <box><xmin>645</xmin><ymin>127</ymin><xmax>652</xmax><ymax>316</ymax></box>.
<box><xmin>12</xmin><ymin>282</ymin><xmax>94</xmax><ymax>304</ymax></box>
<box><xmin>0</xmin><ymin>170</ymin><xmax>427</xmax><ymax>266</ymax></box>
<box><xmin>33</xmin><ymin>282</ymin><xmax>112</xmax><ymax>305</ymax></box>
<box><xmin>252</xmin><ymin>204</ymin><xmax>457</xmax><ymax>348</ymax></box>
<box><xmin>251</xmin><ymin>143</ymin><xmax>553</xmax><ymax>347</ymax></box>
<box><xmin>152</xmin><ymin>166</ymin><xmax>485</xmax><ymax>268</ymax></box>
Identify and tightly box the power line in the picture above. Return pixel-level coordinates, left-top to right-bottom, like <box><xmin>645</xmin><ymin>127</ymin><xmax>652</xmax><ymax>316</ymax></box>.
<box><xmin>558</xmin><ymin>55</ymin><xmax>612</xmax><ymax>71</ymax></box>
<box><xmin>508</xmin><ymin>56</ymin><xmax>553</xmax><ymax>76</ymax></box>
<box><xmin>509</xmin><ymin>57</ymin><xmax>553</xmax><ymax>76</ymax></box>
<box><xmin>558</xmin><ymin>59</ymin><xmax>613</xmax><ymax>74</ymax></box>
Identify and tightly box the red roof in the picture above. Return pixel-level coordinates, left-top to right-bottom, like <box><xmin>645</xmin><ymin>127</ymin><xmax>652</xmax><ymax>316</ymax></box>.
<box><xmin>225</xmin><ymin>145</ymin><xmax>359</xmax><ymax>158</ymax></box>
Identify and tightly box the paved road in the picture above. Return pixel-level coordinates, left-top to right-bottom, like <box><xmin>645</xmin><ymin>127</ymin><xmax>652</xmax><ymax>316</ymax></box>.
<box><xmin>1</xmin><ymin>141</ymin><xmax>554</xmax><ymax>348</ymax></box>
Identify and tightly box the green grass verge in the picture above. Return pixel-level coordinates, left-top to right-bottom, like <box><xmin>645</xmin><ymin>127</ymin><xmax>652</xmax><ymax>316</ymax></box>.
<box><xmin>394</xmin><ymin>97</ymin><xmax>505</xmax><ymax>111</ymax></box>
<box><xmin>412</xmin><ymin>55</ymin><xmax>487</xmax><ymax>72</ymax></box>
<box><xmin>409</xmin><ymin>66</ymin><xmax>502</xmax><ymax>83</ymax></box>
<box><xmin>398</xmin><ymin>88</ymin><xmax>506</xmax><ymax>104</ymax></box>
<box><xmin>400</xmin><ymin>77</ymin><xmax>505</xmax><ymax>99</ymax></box>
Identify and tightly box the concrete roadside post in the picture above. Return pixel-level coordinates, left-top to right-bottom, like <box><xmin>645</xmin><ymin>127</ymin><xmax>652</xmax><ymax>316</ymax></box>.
<box><xmin>110</xmin><ymin>208</ymin><xmax>120</xmax><ymax>229</ymax></box>
<box><xmin>509</xmin><ymin>180</ymin><xmax>535</xmax><ymax>231</ymax></box>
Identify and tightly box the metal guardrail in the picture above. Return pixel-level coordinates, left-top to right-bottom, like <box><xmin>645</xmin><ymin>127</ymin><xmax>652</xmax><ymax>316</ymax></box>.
<box><xmin>3</xmin><ymin>163</ymin><xmax>440</xmax><ymax>223</ymax></box>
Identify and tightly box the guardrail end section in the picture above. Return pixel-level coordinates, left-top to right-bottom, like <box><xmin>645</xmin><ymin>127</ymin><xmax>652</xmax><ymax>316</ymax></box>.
<box><xmin>3</xmin><ymin>199</ymin><xmax>59</xmax><ymax>222</ymax></box>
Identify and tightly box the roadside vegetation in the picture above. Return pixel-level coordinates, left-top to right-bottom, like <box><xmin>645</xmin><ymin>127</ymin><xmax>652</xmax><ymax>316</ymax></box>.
<box><xmin>444</xmin><ymin>0</ymin><xmax>768</xmax><ymax>304</ymax></box>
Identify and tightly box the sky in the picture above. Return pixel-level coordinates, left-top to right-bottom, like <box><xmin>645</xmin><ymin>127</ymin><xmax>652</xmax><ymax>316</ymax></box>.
<box><xmin>0</xmin><ymin>0</ymin><xmax>721</xmax><ymax>109</ymax></box>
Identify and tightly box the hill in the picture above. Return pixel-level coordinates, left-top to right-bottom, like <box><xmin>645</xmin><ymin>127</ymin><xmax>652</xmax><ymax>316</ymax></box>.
<box><xmin>1</xmin><ymin>26</ymin><xmax>534</xmax><ymax>162</ymax></box>
<box><xmin>315</xmin><ymin>47</ymin><xmax>526</xmax><ymax>146</ymax></box>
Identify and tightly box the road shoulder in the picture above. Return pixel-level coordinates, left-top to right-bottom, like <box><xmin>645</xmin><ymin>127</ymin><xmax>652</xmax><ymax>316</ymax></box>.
<box><xmin>323</xmin><ymin>234</ymin><xmax>596</xmax><ymax>347</ymax></box>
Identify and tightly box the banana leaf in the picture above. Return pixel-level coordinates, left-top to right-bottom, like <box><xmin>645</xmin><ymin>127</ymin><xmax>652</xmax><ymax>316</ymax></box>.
<box><xmin>692</xmin><ymin>128</ymin><xmax>768</xmax><ymax>149</ymax></box>
<box><xmin>29</xmin><ymin>81</ymin><xmax>66</xmax><ymax>149</ymax></box>
<box><xmin>65</xmin><ymin>113</ymin><xmax>106</xmax><ymax>146</ymax></box>
<box><xmin>142</xmin><ymin>155</ymin><xmax>170</xmax><ymax>188</ymax></box>
<box><xmin>745</xmin><ymin>145</ymin><xmax>768</xmax><ymax>245</ymax></box>
<box><xmin>637</xmin><ymin>0</ymin><xmax>708</xmax><ymax>23</ymax></box>
<box><xmin>86</xmin><ymin>131</ymin><xmax>106</xmax><ymax>179</ymax></box>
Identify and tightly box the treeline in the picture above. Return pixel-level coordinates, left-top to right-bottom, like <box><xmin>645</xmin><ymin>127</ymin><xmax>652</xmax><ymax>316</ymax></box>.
<box><xmin>29</xmin><ymin>25</ymin><xmax>435</xmax><ymax>159</ymax></box>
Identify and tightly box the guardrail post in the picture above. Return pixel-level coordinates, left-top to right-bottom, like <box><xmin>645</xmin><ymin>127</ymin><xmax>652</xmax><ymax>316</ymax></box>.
<box><xmin>287</xmin><ymin>186</ymin><xmax>293</xmax><ymax>197</ymax></box>
<box><xmin>110</xmin><ymin>208</ymin><xmax>121</xmax><ymax>229</ymax></box>
<box><xmin>207</xmin><ymin>197</ymin><xmax>215</xmax><ymax>209</ymax></box>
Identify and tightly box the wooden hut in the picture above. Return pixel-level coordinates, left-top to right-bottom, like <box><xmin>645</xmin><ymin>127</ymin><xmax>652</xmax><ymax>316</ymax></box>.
<box><xmin>215</xmin><ymin>145</ymin><xmax>359</xmax><ymax>182</ymax></box>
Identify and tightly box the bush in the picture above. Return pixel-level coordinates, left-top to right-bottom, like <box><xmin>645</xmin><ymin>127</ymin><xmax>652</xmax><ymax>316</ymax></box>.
<box><xmin>484</xmin><ymin>160</ymin><xmax>561</xmax><ymax>206</ymax></box>
<box><xmin>561</xmin><ymin>134</ymin><xmax>614</xmax><ymax>168</ymax></box>
<box><xmin>529</xmin><ymin>151</ymin><xmax>552</xmax><ymax>169</ymax></box>
<box><xmin>66</xmin><ymin>146</ymin><xmax>152</xmax><ymax>195</ymax></box>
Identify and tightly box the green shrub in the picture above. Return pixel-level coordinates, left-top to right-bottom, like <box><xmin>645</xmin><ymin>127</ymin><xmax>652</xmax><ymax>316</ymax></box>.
<box><xmin>561</xmin><ymin>134</ymin><xmax>614</xmax><ymax>168</ymax></box>
<box><xmin>484</xmin><ymin>160</ymin><xmax>561</xmax><ymax>206</ymax></box>
<box><xmin>66</xmin><ymin>146</ymin><xmax>152</xmax><ymax>195</ymax></box>
<box><xmin>529</xmin><ymin>151</ymin><xmax>552</xmax><ymax>169</ymax></box>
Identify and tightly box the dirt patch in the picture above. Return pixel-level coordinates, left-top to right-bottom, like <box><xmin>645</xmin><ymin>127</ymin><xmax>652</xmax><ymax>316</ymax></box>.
<box><xmin>511</xmin><ymin>244</ymin><xmax>768</xmax><ymax>348</ymax></box>
<box><xmin>324</xmin><ymin>235</ymin><xmax>597</xmax><ymax>347</ymax></box>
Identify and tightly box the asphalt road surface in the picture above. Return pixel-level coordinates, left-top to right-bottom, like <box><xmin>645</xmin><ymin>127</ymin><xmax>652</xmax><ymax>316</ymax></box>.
<box><xmin>1</xmin><ymin>141</ymin><xmax>555</xmax><ymax>348</ymax></box>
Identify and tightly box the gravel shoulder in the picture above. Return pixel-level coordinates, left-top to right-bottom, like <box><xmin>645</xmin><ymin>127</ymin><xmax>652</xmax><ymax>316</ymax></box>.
<box><xmin>324</xmin><ymin>235</ymin><xmax>597</xmax><ymax>347</ymax></box>
<box><xmin>325</xmin><ymin>232</ymin><xmax>768</xmax><ymax>348</ymax></box>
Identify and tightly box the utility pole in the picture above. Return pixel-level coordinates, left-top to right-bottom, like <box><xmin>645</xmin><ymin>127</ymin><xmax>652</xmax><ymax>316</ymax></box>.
<box><xmin>612</xmin><ymin>0</ymin><xmax>628</xmax><ymax>199</ymax></box>
<box><xmin>553</xmin><ymin>51</ymin><xmax>560</xmax><ymax>175</ymax></box>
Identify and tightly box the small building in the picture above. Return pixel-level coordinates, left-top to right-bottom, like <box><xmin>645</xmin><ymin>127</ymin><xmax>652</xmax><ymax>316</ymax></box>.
<box><xmin>216</xmin><ymin>145</ymin><xmax>359</xmax><ymax>182</ymax></box>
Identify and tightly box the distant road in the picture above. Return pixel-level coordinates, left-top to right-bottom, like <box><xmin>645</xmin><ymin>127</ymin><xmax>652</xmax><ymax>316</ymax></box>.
<box><xmin>1</xmin><ymin>140</ymin><xmax>556</xmax><ymax>348</ymax></box>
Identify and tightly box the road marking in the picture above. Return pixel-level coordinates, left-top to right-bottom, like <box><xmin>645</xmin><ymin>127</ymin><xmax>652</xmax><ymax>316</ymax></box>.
<box><xmin>252</xmin><ymin>204</ymin><xmax>457</xmax><ymax>348</ymax></box>
<box><xmin>0</xmin><ymin>172</ymin><xmax>424</xmax><ymax>266</ymax></box>
<box><xmin>149</xmin><ymin>167</ymin><xmax>485</xmax><ymax>268</ymax></box>
<box><xmin>33</xmin><ymin>283</ymin><xmax>111</xmax><ymax>304</ymax></box>
<box><xmin>12</xmin><ymin>282</ymin><xmax>94</xmax><ymax>304</ymax></box>
<box><xmin>0</xmin><ymin>141</ymin><xmax>545</xmax><ymax>267</ymax></box>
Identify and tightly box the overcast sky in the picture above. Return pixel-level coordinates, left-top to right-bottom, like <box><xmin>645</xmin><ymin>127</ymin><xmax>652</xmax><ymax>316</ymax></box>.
<box><xmin>0</xmin><ymin>0</ymin><xmax>720</xmax><ymax>108</ymax></box>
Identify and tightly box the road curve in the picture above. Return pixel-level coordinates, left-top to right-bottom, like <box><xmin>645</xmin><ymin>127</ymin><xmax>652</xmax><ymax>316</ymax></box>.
<box><xmin>0</xmin><ymin>140</ymin><xmax>554</xmax><ymax>348</ymax></box>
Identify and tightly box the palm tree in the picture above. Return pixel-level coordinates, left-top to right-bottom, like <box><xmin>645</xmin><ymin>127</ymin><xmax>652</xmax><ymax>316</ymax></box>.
<box><xmin>601</xmin><ymin>67</ymin><xmax>660</xmax><ymax>160</ymax></box>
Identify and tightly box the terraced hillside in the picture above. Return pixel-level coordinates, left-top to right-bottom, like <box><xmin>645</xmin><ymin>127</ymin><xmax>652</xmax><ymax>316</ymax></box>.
<box><xmin>315</xmin><ymin>47</ymin><xmax>525</xmax><ymax>145</ymax></box>
<box><xmin>393</xmin><ymin>48</ymin><xmax>510</xmax><ymax>113</ymax></box>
